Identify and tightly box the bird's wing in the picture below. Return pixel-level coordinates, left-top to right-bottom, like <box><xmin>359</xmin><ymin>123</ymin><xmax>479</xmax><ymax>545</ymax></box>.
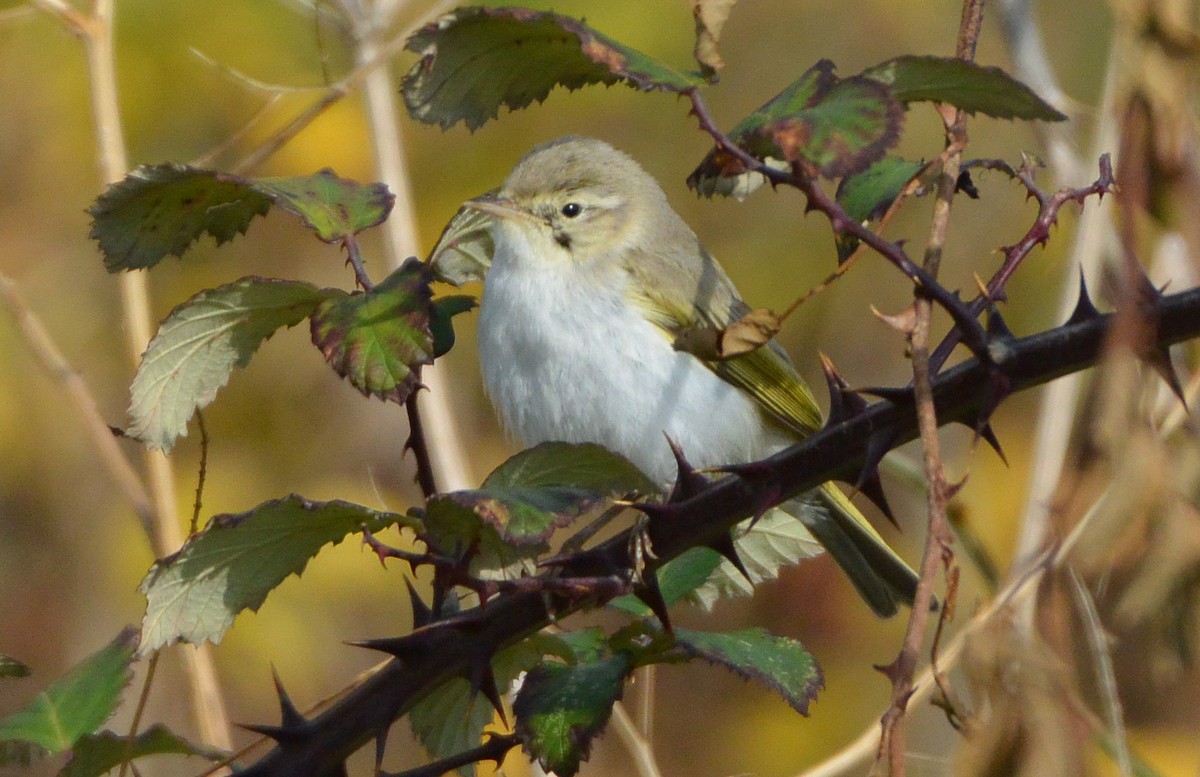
<box><xmin>625</xmin><ymin>247</ymin><xmax>823</xmax><ymax>437</ymax></box>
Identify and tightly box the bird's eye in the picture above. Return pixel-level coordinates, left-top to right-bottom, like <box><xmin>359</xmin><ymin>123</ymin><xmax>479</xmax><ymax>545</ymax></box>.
<box><xmin>560</xmin><ymin>202</ymin><xmax>583</xmax><ymax>218</ymax></box>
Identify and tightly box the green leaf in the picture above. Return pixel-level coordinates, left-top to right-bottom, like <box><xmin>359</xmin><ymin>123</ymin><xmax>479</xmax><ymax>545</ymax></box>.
<box><xmin>554</xmin><ymin>628</ymin><xmax>609</xmax><ymax>664</ymax></box>
<box><xmin>674</xmin><ymin>627</ymin><xmax>823</xmax><ymax>714</ymax></box>
<box><xmin>834</xmin><ymin>156</ymin><xmax>925</xmax><ymax>261</ymax></box>
<box><xmin>483</xmin><ymin>442</ymin><xmax>656</xmax><ymax>494</ymax></box>
<box><xmin>608</xmin><ymin>547</ymin><xmax>723</xmax><ymax>615</ymax></box>
<box><xmin>89</xmin><ymin>166</ymin><xmax>394</xmax><ymax>272</ymax></box>
<box><xmin>0</xmin><ymin>630</ymin><xmax>136</xmax><ymax>756</ymax></box>
<box><xmin>402</xmin><ymin>7</ymin><xmax>704</xmax><ymax>131</ymax></box>
<box><xmin>88</xmin><ymin>165</ymin><xmax>270</xmax><ymax>272</ymax></box>
<box><xmin>311</xmin><ymin>258</ymin><xmax>435</xmax><ymax>403</ymax></box>
<box><xmin>251</xmin><ymin>170</ymin><xmax>394</xmax><ymax>242</ymax></box>
<box><xmin>429</xmin><ymin>442</ymin><xmax>655</xmax><ymax>547</ymax></box>
<box><xmin>129</xmin><ymin>278</ymin><xmax>331</xmax><ymax>451</ymax></box>
<box><xmin>61</xmin><ymin>724</ymin><xmax>226</xmax><ymax>777</ymax></box>
<box><xmin>410</xmin><ymin>634</ymin><xmax>562</xmax><ymax>776</ymax></box>
<box><xmin>423</xmin><ymin>443</ymin><xmax>654</xmax><ymax>578</ymax></box>
<box><xmin>690</xmin><ymin>60</ymin><xmax>904</xmax><ymax>193</ymax></box>
<box><xmin>428</xmin><ymin>486</ymin><xmax>604</xmax><ymax>548</ymax></box>
<box><xmin>430</xmin><ymin>295</ymin><xmax>478</xmax><ymax>358</ymax></box>
<box><xmin>688</xmin><ymin>508</ymin><xmax>823</xmax><ymax>609</ymax></box>
<box><xmin>138</xmin><ymin>496</ymin><xmax>415</xmax><ymax>652</ymax></box>
<box><xmin>862</xmin><ymin>55</ymin><xmax>1067</xmax><ymax>121</ymax></box>
<box><xmin>0</xmin><ymin>656</ymin><xmax>30</xmax><ymax>679</ymax></box>
<box><xmin>513</xmin><ymin>654</ymin><xmax>631</xmax><ymax>777</ymax></box>
<box><xmin>428</xmin><ymin>204</ymin><xmax>494</xmax><ymax>286</ymax></box>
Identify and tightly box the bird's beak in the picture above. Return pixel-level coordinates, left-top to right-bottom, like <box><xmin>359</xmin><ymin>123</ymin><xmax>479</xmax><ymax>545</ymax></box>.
<box><xmin>463</xmin><ymin>193</ymin><xmax>534</xmax><ymax>223</ymax></box>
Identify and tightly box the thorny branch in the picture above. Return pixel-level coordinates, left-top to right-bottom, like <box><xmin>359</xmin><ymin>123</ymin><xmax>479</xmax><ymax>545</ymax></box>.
<box><xmin>929</xmin><ymin>154</ymin><xmax>1117</xmax><ymax>373</ymax></box>
<box><xmin>877</xmin><ymin>2</ymin><xmax>985</xmax><ymax>773</ymax></box>
<box><xmin>684</xmin><ymin>90</ymin><xmax>994</xmax><ymax>362</ymax></box>
<box><xmin>236</xmin><ymin>285</ymin><xmax>1200</xmax><ymax>777</ymax></box>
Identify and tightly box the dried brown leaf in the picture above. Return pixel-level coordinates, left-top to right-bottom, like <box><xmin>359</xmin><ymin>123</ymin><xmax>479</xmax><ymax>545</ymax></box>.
<box><xmin>692</xmin><ymin>0</ymin><xmax>739</xmax><ymax>77</ymax></box>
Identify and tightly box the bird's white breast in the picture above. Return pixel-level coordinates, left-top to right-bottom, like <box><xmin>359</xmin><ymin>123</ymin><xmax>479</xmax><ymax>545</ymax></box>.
<box><xmin>477</xmin><ymin>227</ymin><xmax>784</xmax><ymax>486</ymax></box>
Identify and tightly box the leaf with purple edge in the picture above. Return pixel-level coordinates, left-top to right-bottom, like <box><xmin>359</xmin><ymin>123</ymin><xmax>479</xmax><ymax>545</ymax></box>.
<box><xmin>690</xmin><ymin>60</ymin><xmax>904</xmax><ymax>195</ymax></box>
<box><xmin>402</xmin><ymin>7</ymin><xmax>704</xmax><ymax>131</ymax></box>
<box><xmin>253</xmin><ymin>169</ymin><xmax>394</xmax><ymax>243</ymax></box>
<box><xmin>513</xmin><ymin>654</ymin><xmax>632</xmax><ymax>777</ymax></box>
<box><xmin>310</xmin><ymin>258</ymin><xmax>435</xmax><ymax>404</ymax></box>
<box><xmin>138</xmin><ymin>495</ymin><xmax>416</xmax><ymax>652</ymax></box>
<box><xmin>674</xmin><ymin>627</ymin><xmax>822</xmax><ymax>714</ymax></box>
<box><xmin>89</xmin><ymin>166</ymin><xmax>395</xmax><ymax>271</ymax></box>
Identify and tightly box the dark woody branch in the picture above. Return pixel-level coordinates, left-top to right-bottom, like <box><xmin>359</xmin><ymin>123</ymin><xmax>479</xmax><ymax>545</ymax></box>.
<box><xmin>238</xmin><ymin>283</ymin><xmax>1200</xmax><ymax>777</ymax></box>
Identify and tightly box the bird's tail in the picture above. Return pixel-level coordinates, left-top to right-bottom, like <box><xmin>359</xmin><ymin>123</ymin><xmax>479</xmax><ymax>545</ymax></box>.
<box><xmin>788</xmin><ymin>484</ymin><xmax>920</xmax><ymax>618</ymax></box>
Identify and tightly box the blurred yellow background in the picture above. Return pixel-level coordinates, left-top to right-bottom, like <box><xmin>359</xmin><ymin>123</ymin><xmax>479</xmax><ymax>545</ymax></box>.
<box><xmin>0</xmin><ymin>1</ymin><xmax>1195</xmax><ymax>775</ymax></box>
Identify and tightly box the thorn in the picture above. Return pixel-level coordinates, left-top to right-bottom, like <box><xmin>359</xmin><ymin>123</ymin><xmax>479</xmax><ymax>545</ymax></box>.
<box><xmin>240</xmin><ymin>721</ymin><xmax>308</xmax><ymax>744</ymax></box>
<box><xmin>665</xmin><ymin>435</ymin><xmax>708</xmax><ymax>501</ymax></box>
<box><xmin>348</xmin><ymin>634</ymin><xmax>430</xmax><ymax>662</ymax></box>
<box><xmin>468</xmin><ymin>655</ymin><xmax>508</xmax><ymax>727</ymax></box>
<box><xmin>871</xmin><ymin>302</ymin><xmax>918</xmax><ymax>335</ymax></box>
<box><xmin>634</xmin><ymin>575</ymin><xmax>674</xmax><ymax>637</ymax></box>
<box><xmin>406</xmin><ymin>577</ymin><xmax>433</xmax><ymax>628</ymax></box>
<box><xmin>986</xmin><ymin>307</ymin><xmax>1014</xmax><ymax>340</ymax></box>
<box><xmin>976</xmin><ymin>422</ymin><xmax>1008</xmax><ymax>465</ymax></box>
<box><xmin>852</xmin><ymin>469</ymin><xmax>898</xmax><ymax>528</ymax></box>
<box><xmin>945</xmin><ymin>474</ymin><xmax>969</xmax><ymax>500</ymax></box>
<box><xmin>873</xmin><ymin>658</ymin><xmax>902</xmax><ymax>683</ymax></box>
<box><xmin>1067</xmin><ymin>267</ymin><xmax>1101</xmax><ymax>325</ymax></box>
<box><xmin>374</xmin><ymin>727</ymin><xmax>389</xmax><ymax>772</ymax></box>
<box><xmin>706</xmin><ymin>531</ymin><xmax>751</xmax><ymax>582</ymax></box>
<box><xmin>820</xmin><ymin>353</ymin><xmax>869</xmax><ymax>425</ymax></box>
<box><xmin>1145</xmin><ymin>344</ymin><xmax>1187</xmax><ymax>407</ymax></box>
<box><xmin>270</xmin><ymin>667</ymin><xmax>306</xmax><ymax>728</ymax></box>
<box><xmin>858</xmin><ymin>427</ymin><xmax>899</xmax><ymax>495</ymax></box>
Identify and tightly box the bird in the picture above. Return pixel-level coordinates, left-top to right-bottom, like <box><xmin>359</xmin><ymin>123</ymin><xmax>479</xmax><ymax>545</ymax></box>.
<box><xmin>465</xmin><ymin>135</ymin><xmax>918</xmax><ymax>616</ymax></box>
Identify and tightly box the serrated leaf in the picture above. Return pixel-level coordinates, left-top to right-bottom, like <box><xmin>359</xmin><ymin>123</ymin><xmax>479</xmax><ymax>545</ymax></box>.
<box><xmin>834</xmin><ymin>156</ymin><xmax>925</xmax><ymax>261</ymax></box>
<box><xmin>427</xmin><ymin>487</ymin><xmax>602</xmax><ymax>550</ymax></box>
<box><xmin>690</xmin><ymin>60</ymin><xmax>904</xmax><ymax>193</ymax></box>
<box><xmin>402</xmin><ymin>7</ymin><xmax>704</xmax><ymax>131</ymax></box>
<box><xmin>0</xmin><ymin>656</ymin><xmax>30</xmax><ymax>679</ymax></box>
<box><xmin>608</xmin><ymin>547</ymin><xmax>723</xmax><ymax>615</ymax></box>
<box><xmin>688</xmin><ymin>508</ymin><xmax>824</xmax><ymax>609</ymax></box>
<box><xmin>431</xmin><ymin>295</ymin><xmax>478</xmax><ymax>358</ymax></box>
<box><xmin>862</xmin><ymin>55</ymin><xmax>1067</xmax><ymax>121</ymax></box>
<box><xmin>0</xmin><ymin>630</ymin><xmax>136</xmax><ymax>756</ymax></box>
<box><xmin>251</xmin><ymin>170</ymin><xmax>394</xmax><ymax>242</ymax></box>
<box><xmin>674</xmin><ymin>627</ymin><xmax>822</xmax><ymax>714</ymax></box>
<box><xmin>428</xmin><ymin>204</ymin><xmax>494</xmax><ymax>286</ymax></box>
<box><xmin>61</xmin><ymin>724</ymin><xmax>226</xmax><ymax>777</ymax></box>
<box><xmin>88</xmin><ymin>165</ymin><xmax>271</xmax><ymax>272</ymax></box>
<box><xmin>483</xmin><ymin>442</ymin><xmax>656</xmax><ymax>494</ymax></box>
<box><xmin>513</xmin><ymin>654</ymin><xmax>632</xmax><ymax>777</ymax></box>
<box><xmin>311</xmin><ymin>258</ymin><xmax>435</xmax><ymax>403</ymax></box>
<box><xmin>410</xmin><ymin>634</ymin><xmax>562</xmax><ymax>776</ymax></box>
<box><xmin>129</xmin><ymin>278</ymin><xmax>330</xmax><ymax>451</ymax></box>
<box><xmin>89</xmin><ymin>166</ymin><xmax>394</xmax><ymax>272</ymax></box>
<box><xmin>691</xmin><ymin>0</ymin><xmax>738</xmax><ymax>77</ymax></box>
<box><xmin>138</xmin><ymin>496</ymin><xmax>415</xmax><ymax>652</ymax></box>
<box><xmin>554</xmin><ymin>628</ymin><xmax>609</xmax><ymax>664</ymax></box>
<box><xmin>423</xmin><ymin>444</ymin><xmax>653</xmax><ymax>581</ymax></box>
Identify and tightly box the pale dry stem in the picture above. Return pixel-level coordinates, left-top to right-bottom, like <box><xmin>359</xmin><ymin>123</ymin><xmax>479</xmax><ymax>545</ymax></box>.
<box><xmin>34</xmin><ymin>0</ymin><xmax>234</xmax><ymax>753</ymax></box>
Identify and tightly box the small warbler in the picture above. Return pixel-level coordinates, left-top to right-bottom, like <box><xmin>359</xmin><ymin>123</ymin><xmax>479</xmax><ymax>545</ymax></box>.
<box><xmin>467</xmin><ymin>136</ymin><xmax>917</xmax><ymax>616</ymax></box>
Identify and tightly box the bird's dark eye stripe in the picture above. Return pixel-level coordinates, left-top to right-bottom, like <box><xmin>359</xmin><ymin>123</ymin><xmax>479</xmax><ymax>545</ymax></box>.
<box><xmin>561</xmin><ymin>202</ymin><xmax>582</xmax><ymax>218</ymax></box>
